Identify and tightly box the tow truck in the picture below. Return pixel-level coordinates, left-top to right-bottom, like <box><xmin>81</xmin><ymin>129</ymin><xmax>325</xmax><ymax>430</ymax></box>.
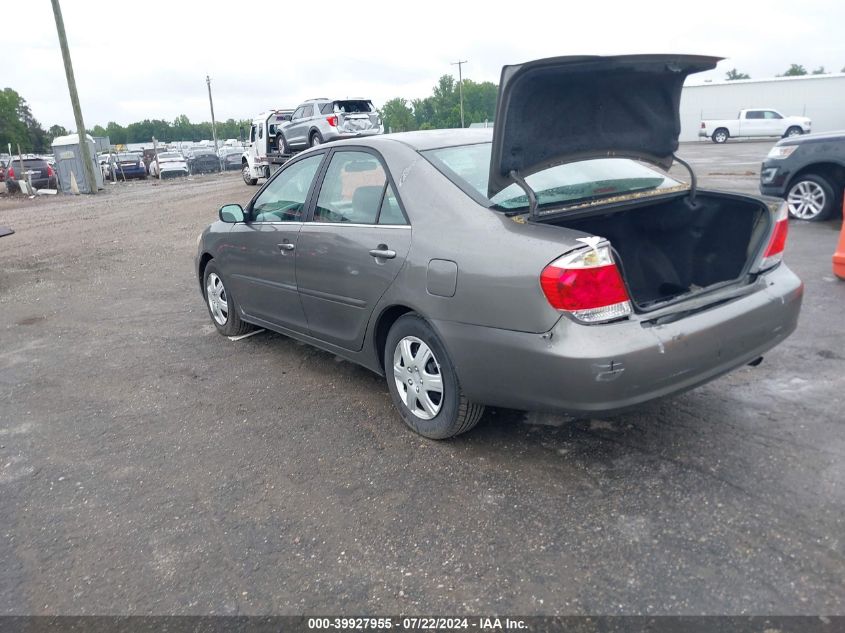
<box><xmin>241</xmin><ymin>109</ymin><xmax>295</xmax><ymax>185</ymax></box>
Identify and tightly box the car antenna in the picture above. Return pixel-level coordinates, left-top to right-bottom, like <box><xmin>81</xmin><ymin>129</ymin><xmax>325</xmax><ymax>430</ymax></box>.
<box><xmin>672</xmin><ymin>154</ymin><xmax>698</xmax><ymax>206</ymax></box>
<box><xmin>509</xmin><ymin>170</ymin><xmax>538</xmax><ymax>219</ymax></box>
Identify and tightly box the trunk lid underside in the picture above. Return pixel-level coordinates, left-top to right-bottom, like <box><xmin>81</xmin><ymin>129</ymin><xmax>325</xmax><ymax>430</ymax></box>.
<box><xmin>487</xmin><ymin>54</ymin><xmax>721</xmax><ymax>199</ymax></box>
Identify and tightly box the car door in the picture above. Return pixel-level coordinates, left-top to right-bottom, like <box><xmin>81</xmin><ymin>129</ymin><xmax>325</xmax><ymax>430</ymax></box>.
<box><xmin>762</xmin><ymin>110</ymin><xmax>784</xmax><ymax>136</ymax></box>
<box><xmin>223</xmin><ymin>152</ymin><xmax>326</xmax><ymax>332</ymax></box>
<box><xmin>287</xmin><ymin>106</ymin><xmax>308</xmax><ymax>148</ymax></box>
<box><xmin>741</xmin><ymin>110</ymin><xmax>765</xmax><ymax>136</ymax></box>
<box><xmin>295</xmin><ymin>149</ymin><xmax>411</xmax><ymax>351</ymax></box>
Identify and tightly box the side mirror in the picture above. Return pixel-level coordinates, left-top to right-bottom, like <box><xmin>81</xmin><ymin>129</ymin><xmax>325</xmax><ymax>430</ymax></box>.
<box><xmin>219</xmin><ymin>204</ymin><xmax>245</xmax><ymax>223</ymax></box>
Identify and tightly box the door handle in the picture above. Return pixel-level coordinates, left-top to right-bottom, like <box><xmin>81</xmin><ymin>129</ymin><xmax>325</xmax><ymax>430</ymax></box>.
<box><xmin>369</xmin><ymin>248</ymin><xmax>396</xmax><ymax>260</ymax></box>
<box><xmin>277</xmin><ymin>242</ymin><xmax>295</xmax><ymax>251</ymax></box>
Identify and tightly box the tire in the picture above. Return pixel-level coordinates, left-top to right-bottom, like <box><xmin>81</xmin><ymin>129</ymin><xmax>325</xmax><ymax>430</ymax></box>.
<box><xmin>711</xmin><ymin>128</ymin><xmax>729</xmax><ymax>144</ymax></box>
<box><xmin>203</xmin><ymin>261</ymin><xmax>253</xmax><ymax>337</ymax></box>
<box><xmin>384</xmin><ymin>314</ymin><xmax>485</xmax><ymax>439</ymax></box>
<box><xmin>309</xmin><ymin>131</ymin><xmax>323</xmax><ymax>147</ymax></box>
<box><xmin>278</xmin><ymin>134</ymin><xmax>290</xmax><ymax>154</ymax></box>
<box><xmin>242</xmin><ymin>162</ymin><xmax>257</xmax><ymax>186</ymax></box>
<box><xmin>784</xmin><ymin>126</ymin><xmax>803</xmax><ymax>138</ymax></box>
<box><xmin>786</xmin><ymin>174</ymin><xmax>836</xmax><ymax>221</ymax></box>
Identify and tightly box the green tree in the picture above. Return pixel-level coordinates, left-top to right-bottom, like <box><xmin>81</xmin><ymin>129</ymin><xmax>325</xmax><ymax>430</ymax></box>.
<box><xmin>380</xmin><ymin>98</ymin><xmax>416</xmax><ymax>133</ymax></box>
<box><xmin>0</xmin><ymin>88</ymin><xmax>31</xmax><ymax>151</ymax></box>
<box><xmin>47</xmin><ymin>124</ymin><xmax>68</xmax><ymax>142</ymax></box>
<box><xmin>779</xmin><ymin>64</ymin><xmax>807</xmax><ymax>76</ymax></box>
<box><xmin>106</xmin><ymin>121</ymin><xmax>127</xmax><ymax>145</ymax></box>
<box><xmin>725</xmin><ymin>68</ymin><xmax>750</xmax><ymax>80</ymax></box>
<box><xmin>811</xmin><ymin>66</ymin><xmax>828</xmax><ymax>75</ymax></box>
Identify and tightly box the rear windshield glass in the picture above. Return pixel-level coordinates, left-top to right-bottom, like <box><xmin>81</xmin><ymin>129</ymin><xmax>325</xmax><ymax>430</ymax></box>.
<box><xmin>158</xmin><ymin>152</ymin><xmax>182</xmax><ymax>160</ymax></box>
<box><xmin>421</xmin><ymin>142</ymin><xmax>682</xmax><ymax>212</ymax></box>
<box><xmin>116</xmin><ymin>154</ymin><xmax>140</xmax><ymax>161</ymax></box>
<box><xmin>332</xmin><ymin>100</ymin><xmax>373</xmax><ymax>114</ymax></box>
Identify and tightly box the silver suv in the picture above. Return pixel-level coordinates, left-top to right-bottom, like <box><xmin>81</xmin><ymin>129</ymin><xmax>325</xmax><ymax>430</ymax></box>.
<box><xmin>279</xmin><ymin>99</ymin><xmax>382</xmax><ymax>151</ymax></box>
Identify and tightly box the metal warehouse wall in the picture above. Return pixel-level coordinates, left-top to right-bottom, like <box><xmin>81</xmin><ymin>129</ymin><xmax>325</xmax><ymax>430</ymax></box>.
<box><xmin>679</xmin><ymin>73</ymin><xmax>845</xmax><ymax>142</ymax></box>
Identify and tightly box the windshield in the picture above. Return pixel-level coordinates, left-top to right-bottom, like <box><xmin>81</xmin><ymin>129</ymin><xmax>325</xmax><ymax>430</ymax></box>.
<box><xmin>158</xmin><ymin>152</ymin><xmax>182</xmax><ymax>160</ymax></box>
<box><xmin>116</xmin><ymin>153</ymin><xmax>140</xmax><ymax>161</ymax></box>
<box><xmin>422</xmin><ymin>142</ymin><xmax>682</xmax><ymax>212</ymax></box>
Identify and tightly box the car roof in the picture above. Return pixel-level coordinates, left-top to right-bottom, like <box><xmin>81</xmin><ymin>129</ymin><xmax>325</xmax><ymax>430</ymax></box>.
<box><xmin>373</xmin><ymin>128</ymin><xmax>494</xmax><ymax>151</ymax></box>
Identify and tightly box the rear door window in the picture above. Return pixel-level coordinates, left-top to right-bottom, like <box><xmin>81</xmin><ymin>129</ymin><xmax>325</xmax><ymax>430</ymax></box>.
<box><xmin>314</xmin><ymin>151</ymin><xmax>388</xmax><ymax>224</ymax></box>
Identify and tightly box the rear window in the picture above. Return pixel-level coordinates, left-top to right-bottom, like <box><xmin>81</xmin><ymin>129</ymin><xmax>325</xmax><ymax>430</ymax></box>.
<box><xmin>332</xmin><ymin>100</ymin><xmax>373</xmax><ymax>114</ymax></box>
<box><xmin>421</xmin><ymin>142</ymin><xmax>682</xmax><ymax>212</ymax></box>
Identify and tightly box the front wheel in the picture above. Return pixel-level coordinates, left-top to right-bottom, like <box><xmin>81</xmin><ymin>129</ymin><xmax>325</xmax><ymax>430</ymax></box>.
<box><xmin>786</xmin><ymin>174</ymin><xmax>836</xmax><ymax>221</ymax></box>
<box><xmin>711</xmin><ymin>128</ymin><xmax>729</xmax><ymax>144</ymax></box>
<box><xmin>203</xmin><ymin>262</ymin><xmax>253</xmax><ymax>336</ymax></box>
<box><xmin>384</xmin><ymin>314</ymin><xmax>485</xmax><ymax>439</ymax></box>
<box><xmin>242</xmin><ymin>163</ymin><xmax>257</xmax><ymax>185</ymax></box>
<box><xmin>785</xmin><ymin>126</ymin><xmax>803</xmax><ymax>138</ymax></box>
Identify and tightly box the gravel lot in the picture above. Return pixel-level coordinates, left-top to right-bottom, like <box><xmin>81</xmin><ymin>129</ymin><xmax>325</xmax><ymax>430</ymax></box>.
<box><xmin>0</xmin><ymin>141</ymin><xmax>843</xmax><ymax>615</ymax></box>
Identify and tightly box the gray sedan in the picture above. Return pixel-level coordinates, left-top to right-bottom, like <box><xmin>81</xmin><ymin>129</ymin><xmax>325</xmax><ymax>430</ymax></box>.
<box><xmin>196</xmin><ymin>55</ymin><xmax>802</xmax><ymax>439</ymax></box>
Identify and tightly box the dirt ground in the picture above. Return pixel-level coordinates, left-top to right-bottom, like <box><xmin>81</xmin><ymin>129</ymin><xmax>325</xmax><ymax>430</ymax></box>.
<box><xmin>1</xmin><ymin>143</ymin><xmax>843</xmax><ymax>615</ymax></box>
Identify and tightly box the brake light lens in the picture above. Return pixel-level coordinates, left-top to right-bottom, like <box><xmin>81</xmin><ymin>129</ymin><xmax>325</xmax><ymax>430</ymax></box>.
<box><xmin>700</xmin><ymin>121</ymin><xmax>705</xmax><ymax>128</ymax></box>
<box><xmin>47</xmin><ymin>165</ymin><xmax>55</xmax><ymax>177</ymax></box>
<box><xmin>7</xmin><ymin>166</ymin><xmax>14</xmax><ymax>179</ymax></box>
<box><xmin>760</xmin><ymin>202</ymin><xmax>789</xmax><ymax>270</ymax></box>
<box><xmin>326</xmin><ymin>115</ymin><xmax>338</xmax><ymax>127</ymax></box>
<box><xmin>540</xmin><ymin>243</ymin><xmax>632</xmax><ymax>323</ymax></box>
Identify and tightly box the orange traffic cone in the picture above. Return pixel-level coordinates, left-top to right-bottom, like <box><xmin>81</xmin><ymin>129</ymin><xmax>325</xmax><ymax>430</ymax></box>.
<box><xmin>835</xmin><ymin>195</ymin><xmax>845</xmax><ymax>280</ymax></box>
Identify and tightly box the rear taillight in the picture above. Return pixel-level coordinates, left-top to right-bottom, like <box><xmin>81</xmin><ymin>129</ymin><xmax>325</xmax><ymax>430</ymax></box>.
<box><xmin>47</xmin><ymin>165</ymin><xmax>55</xmax><ymax>177</ymax></box>
<box><xmin>700</xmin><ymin>121</ymin><xmax>705</xmax><ymax>128</ymax></box>
<box><xmin>760</xmin><ymin>202</ymin><xmax>789</xmax><ymax>270</ymax></box>
<box><xmin>326</xmin><ymin>115</ymin><xmax>338</xmax><ymax>127</ymax></box>
<box><xmin>540</xmin><ymin>243</ymin><xmax>632</xmax><ymax>323</ymax></box>
<box><xmin>7</xmin><ymin>166</ymin><xmax>14</xmax><ymax>179</ymax></box>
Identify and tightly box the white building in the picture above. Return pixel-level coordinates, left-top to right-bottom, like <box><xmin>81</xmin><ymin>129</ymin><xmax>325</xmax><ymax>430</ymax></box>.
<box><xmin>679</xmin><ymin>73</ymin><xmax>845</xmax><ymax>142</ymax></box>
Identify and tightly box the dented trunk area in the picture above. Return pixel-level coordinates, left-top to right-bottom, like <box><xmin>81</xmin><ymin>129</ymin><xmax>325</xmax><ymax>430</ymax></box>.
<box><xmin>542</xmin><ymin>193</ymin><xmax>771</xmax><ymax>309</ymax></box>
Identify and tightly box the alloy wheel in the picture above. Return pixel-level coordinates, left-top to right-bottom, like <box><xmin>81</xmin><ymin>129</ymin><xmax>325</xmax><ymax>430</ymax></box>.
<box><xmin>787</xmin><ymin>180</ymin><xmax>826</xmax><ymax>220</ymax></box>
<box><xmin>206</xmin><ymin>273</ymin><xmax>229</xmax><ymax>325</ymax></box>
<box><xmin>392</xmin><ymin>336</ymin><xmax>444</xmax><ymax>420</ymax></box>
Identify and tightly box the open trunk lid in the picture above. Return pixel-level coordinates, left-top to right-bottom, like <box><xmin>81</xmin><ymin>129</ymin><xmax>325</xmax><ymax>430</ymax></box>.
<box><xmin>487</xmin><ymin>54</ymin><xmax>721</xmax><ymax>199</ymax></box>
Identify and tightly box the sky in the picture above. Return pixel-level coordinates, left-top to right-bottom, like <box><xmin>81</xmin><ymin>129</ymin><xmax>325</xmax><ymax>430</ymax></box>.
<box><xmin>4</xmin><ymin>0</ymin><xmax>844</xmax><ymax>130</ymax></box>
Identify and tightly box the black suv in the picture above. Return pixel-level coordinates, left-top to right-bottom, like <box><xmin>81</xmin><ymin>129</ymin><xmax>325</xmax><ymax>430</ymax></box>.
<box><xmin>760</xmin><ymin>131</ymin><xmax>845</xmax><ymax>221</ymax></box>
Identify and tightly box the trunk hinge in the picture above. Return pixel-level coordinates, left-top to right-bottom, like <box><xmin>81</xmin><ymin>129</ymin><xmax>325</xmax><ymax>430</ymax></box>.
<box><xmin>672</xmin><ymin>154</ymin><xmax>698</xmax><ymax>207</ymax></box>
<box><xmin>509</xmin><ymin>170</ymin><xmax>538</xmax><ymax>219</ymax></box>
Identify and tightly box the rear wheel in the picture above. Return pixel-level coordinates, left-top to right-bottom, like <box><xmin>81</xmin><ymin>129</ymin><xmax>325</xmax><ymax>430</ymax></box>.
<box><xmin>242</xmin><ymin>162</ymin><xmax>257</xmax><ymax>186</ymax></box>
<box><xmin>278</xmin><ymin>134</ymin><xmax>290</xmax><ymax>154</ymax></box>
<box><xmin>384</xmin><ymin>314</ymin><xmax>485</xmax><ymax>439</ymax></box>
<box><xmin>309</xmin><ymin>131</ymin><xmax>323</xmax><ymax>147</ymax></box>
<box><xmin>785</xmin><ymin>126</ymin><xmax>803</xmax><ymax>138</ymax></box>
<box><xmin>786</xmin><ymin>174</ymin><xmax>836</xmax><ymax>221</ymax></box>
<box><xmin>712</xmin><ymin>128</ymin><xmax>729</xmax><ymax>144</ymax></box>
<box><xmin>203</xmin><ymin>262</ymin><xmax>253</xmax><ymax>336</ymax></box>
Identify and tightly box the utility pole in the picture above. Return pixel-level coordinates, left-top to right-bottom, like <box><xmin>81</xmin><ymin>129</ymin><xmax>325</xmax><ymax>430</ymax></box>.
<box><xmin>206</xmin><ymin>75</ymin><xmax>219</xmax><ymax>154</ymax></box>
<box><xmin>50</xmin><ymin>0</ymin><xmax>98</xmax><ymax>194</ymax></box>
<box><xmin>451</xmin><ymin>60</ymin><xmax>468</xmax><ymax>128</ymax></box>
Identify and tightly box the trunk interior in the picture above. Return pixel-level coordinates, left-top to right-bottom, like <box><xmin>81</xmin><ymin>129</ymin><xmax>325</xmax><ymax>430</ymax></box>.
<box><xmin>541</xmin><ymin>193</ymin><xmax>770</xmax><ymax>309</ymax></box>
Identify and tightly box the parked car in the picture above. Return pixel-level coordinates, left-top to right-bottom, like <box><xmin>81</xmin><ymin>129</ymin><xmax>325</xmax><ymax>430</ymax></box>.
<box><xmin>108</xmin><ymin>153</ymin><xmax>147</xmax><ymax>180</ymax></box>
<box><xmin>0</xmin><ymin>157</ymin><xmax>8</xmax><ymax>182</ymax></box>
<box><xmin>700</xmin><ymin>109</ymin><xmax>811</xmax><ymax>144</ymax></box>
<box><xmin>218</xmin><ymin>146</ymin><xmax>244</xmax><ymax>171</ymax></box>
<box><xmin>4</xmin><ymin>156</ymin><xmax>58</xmax><ymax>193</ymax></box>
<box><xmin>279</xmin><ymin>98</ymin><xmax>382</xmax><ymax>151</ymax></box>
<box><xmin>196</xmin><ymin>55</ymin><xmax>802</xmax><ymax>440</ymax></box>
<box><xmin>760</xmin><ymin>131</ymin><xmax>845</xmax><ymax>221</ymax></box>
<box><xmin>187</xmin><ymin>149</ymin><xmax>221</xmax><ymax>175</ymax></box>
<box><xmin>149</xmin><ymin>152</ymin><xmax>189</xmax><ymax>178</ymax></box>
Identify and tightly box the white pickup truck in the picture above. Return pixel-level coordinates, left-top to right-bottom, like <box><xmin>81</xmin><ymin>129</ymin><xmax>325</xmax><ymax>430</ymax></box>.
<box><xmin>700</xmin><ymin>108</ymin><xmax>811</xmax><ymax>143</ymax></box>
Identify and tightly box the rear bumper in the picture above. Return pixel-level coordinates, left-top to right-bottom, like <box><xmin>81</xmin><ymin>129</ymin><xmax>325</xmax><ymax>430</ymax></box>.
<box><xmin>433</xmin><ymin>265</ymin><xmax>803</xmax><ymax>414</ymax></box>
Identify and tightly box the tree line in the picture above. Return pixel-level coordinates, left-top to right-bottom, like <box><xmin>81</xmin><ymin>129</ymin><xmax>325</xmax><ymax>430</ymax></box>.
<box><xmin>725</xmin><ymin>63</ymin><xmax>845</xmax><ymax>80</ymax></box>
